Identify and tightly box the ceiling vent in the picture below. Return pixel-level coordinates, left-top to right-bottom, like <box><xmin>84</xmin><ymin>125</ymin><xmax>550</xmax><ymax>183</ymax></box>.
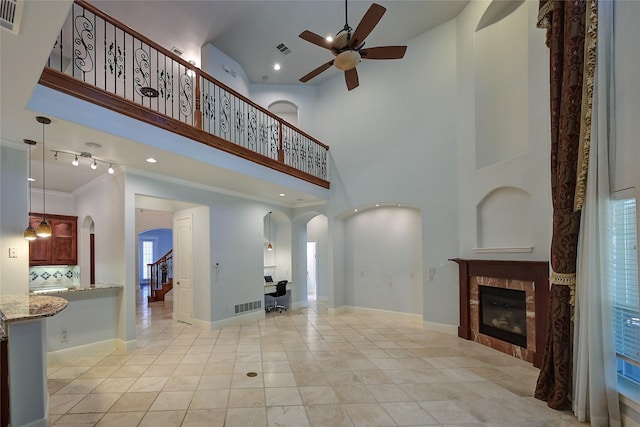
<box><xmin>1</xmin><ymin>0</ymin><xmax>23</xmax><ymax>35</ymax></box>
<box><xmin>170</xmin><ymin>46</ymin><xmax>184</xmax><ymax>56</ymax></box>
<box><xmin>276</xmin><ymin>43</ymin><xmax>291</xmax><ymax>55</ymax></box>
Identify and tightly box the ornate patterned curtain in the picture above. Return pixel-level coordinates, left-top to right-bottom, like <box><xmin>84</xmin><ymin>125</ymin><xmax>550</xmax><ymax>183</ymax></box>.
<box><xmin>533</xmin><ymin>0</ymin><xmax>594</xmax><ymax>410</ymax></box>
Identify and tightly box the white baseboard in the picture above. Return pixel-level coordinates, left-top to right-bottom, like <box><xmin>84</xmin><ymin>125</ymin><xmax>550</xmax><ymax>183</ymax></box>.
<box><xmin>330</xmin><ymin>305</ymin><xmax>422</xmax><ymax>323</ymax></box>
<box><xmin>117</xmin><ymin>338</ymin><xmax>137</xmax><ymax>352</ymax></box>
<box><xmin>21</xmin><ymin>416</ymin><xmax>47</xmax><ymax>427</ymax></box>
<box><xmin>422</xmin><ymin>320</ymin><xmax>458</xmax><ymax>335</ymax></box>
<box><xmin>327</xmin><ymin>305</ymin><xmax>348</xmax><ymax>316</ymax></box>
<box><xmin>291</xmin><ymin>300</ymin><xmax>307</xmax><ymax>310</ymax></box>
<box><xmin>193</xmin><ymin>310</ymin><xmax>267</xmax><ymax>330</ymax></box>
<box><xmin>47</xmin><ymin>339</ymin><xmax>118</xmax><ymax>365</ymax></box>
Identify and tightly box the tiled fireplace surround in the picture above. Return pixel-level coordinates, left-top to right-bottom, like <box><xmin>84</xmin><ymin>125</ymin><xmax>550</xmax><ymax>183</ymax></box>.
<box><xmin>451</xmin><ymin>259</ymin><xmax>550</xmax><ymax>368</ymax></box>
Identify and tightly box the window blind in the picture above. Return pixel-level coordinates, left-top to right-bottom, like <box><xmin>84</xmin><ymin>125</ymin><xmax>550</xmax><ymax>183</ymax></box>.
<box><xmin>611</xmin><ymin>197</ymin><xmax>639</xmax><ymax>380</ymax></box>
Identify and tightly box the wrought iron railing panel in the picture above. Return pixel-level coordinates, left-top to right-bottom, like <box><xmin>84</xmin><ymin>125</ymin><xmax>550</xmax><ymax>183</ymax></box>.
<box><xmin>46</xmin><ymin>0</ymin><xmax>329</xmax><ymax>184</ymax></box>
<box><xmin>282</xmin><ymin>123</ymin><xmax>327</xmax><ymax>179</ymax></box>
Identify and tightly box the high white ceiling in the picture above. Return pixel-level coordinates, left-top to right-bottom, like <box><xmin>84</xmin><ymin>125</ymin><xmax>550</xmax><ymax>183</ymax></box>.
<box><xmin>1</xmin><ymin>0</ymin><xmax>468</xmax><ymax>207</ymax></box>
<box><xmin>92</xmin><ymin>0</ymin><xmax>468</xmax><ymax>86</ymax></box>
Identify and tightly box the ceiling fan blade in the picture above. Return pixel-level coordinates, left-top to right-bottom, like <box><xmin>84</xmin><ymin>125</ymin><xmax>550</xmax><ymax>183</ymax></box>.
<box><xmin>350</xmin><ymin>3</ymin><xmax>386</xmax><ymax>48</ymax></box>
<box><xmin>299</xmin><ymin>60</ymin><xmax>335</xmax><ymax>83</ymax></box>
<box><xmin>360</xmin><ymin>45</ymin><xmax>407</xmax><ymax>60</ymax></box>
<box><xmin>299</xmin><ymin>30</ymin><xmax>332</xmax><ymax>50</ymax></box>
<box><xmin>345</xmin><ymin>68</ymin><xmax>359</xmax><ymax>91</ymax></box>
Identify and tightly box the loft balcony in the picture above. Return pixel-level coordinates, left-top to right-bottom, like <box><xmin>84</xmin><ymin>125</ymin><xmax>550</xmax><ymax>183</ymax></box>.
<box><xmin>39</xmin><ymin>0</ymin><xmax>329</xmax><ymax>189</ymax></box>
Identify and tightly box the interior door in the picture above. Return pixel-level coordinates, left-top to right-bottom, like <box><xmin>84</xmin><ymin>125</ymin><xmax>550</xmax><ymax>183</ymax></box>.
<box><xmin>176</xmin><ymin>215</ymin><xmax>193</xmax><ymax>324</ymax></box>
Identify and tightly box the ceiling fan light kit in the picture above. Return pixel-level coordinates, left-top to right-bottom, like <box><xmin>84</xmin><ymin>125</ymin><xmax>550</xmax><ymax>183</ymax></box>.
<box><xmin>298</xmin><ymin>1</ymin><xmax>407</xmax><ymax>90</ymax></box>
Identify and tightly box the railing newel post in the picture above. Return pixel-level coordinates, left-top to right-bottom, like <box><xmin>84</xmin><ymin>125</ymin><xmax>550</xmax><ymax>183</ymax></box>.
<box><xmin>278</xmin><ymin>120</ymin><xmax>284</xmax><ymax>164</ymax></box>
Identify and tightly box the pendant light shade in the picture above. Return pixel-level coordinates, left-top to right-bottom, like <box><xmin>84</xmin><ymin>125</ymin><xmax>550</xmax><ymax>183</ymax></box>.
<box><xmin>35</xmin><ymin>116</ymin><xmax>52</xmax><ymax>238</ymax></box>
<box><xmin>24</xmin><ymin>225</ymin><xmax>37</xmax><ymax>240</ymax></box>
<box><xmin>24</xmin><ymin>139</ymin><xmax>37</xmax><ymax>240</ymax></box>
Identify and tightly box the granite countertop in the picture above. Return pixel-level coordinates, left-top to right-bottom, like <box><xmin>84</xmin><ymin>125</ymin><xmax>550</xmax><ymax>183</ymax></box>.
<box><xmin>0</xmin><ymin>294</ymin><xmax>68</xmax><ymax>324</ymax></box>
<box><xmin>30</xmin><ymin>283</ymin><xmax>123</xmax><ymax>295</ymax></box>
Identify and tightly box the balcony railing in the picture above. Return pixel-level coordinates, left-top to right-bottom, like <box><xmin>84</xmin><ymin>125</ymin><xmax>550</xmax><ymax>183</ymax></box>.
<box><xmin>40</xmin><ymin>0</ymin><xmax>329</xmax><ymax>188</ymax></box>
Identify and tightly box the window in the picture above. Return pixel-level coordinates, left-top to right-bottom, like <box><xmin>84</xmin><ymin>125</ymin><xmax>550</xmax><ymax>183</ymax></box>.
<box><xmin>611</xmin><ymin>196</ymin><xmax>639</xmax><ymax>384</ymax></box>
<box><xmin>142</xmin><ymin>240</ymin><xmax>154</xmax><ymax>280</ymax></box>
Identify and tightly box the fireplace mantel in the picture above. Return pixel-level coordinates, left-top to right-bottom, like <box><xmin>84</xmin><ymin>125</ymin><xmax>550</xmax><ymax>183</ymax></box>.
<box><xmin>450</xmin><ymin>258</ymin><xmax>550</xmax><ymax>368</ymax></box>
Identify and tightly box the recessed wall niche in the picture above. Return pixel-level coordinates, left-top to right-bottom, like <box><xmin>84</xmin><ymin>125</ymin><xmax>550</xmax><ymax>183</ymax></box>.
<box><xmin>268</xmin><ymin>100</ymin><xmax>298</xmax><ymax>127</ymax></box>
<box><xmin>474</xmin><ymin>1</ymin><xmax>528</xmax><ymax>169</ymax></box>
<box><xmin>476</xmin><ymin>186</ymin><xmax>532</xmax><ymax>250</ymax></box>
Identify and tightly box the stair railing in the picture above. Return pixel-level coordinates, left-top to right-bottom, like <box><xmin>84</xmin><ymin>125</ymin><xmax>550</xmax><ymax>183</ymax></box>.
<box><xmin>42</xmin><ymin>0</ymin><xmax>329</xmax><ymax>187</ymax></box>
<box><xmin>148</xmin><ymin>249</ymin><xmax>173</xmax><ymax>301</ymax></box>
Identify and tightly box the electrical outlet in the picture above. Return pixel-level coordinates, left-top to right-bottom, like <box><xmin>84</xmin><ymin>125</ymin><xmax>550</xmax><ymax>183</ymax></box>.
<box><xmin>60</xmin><ymin>330</ymin><xmax>67</xmax><ymax>343</ymax></box>
<box><xmin>8</xmin><ymin>248</ymin><xmax>17</xmax><ymax>258</ymax></box>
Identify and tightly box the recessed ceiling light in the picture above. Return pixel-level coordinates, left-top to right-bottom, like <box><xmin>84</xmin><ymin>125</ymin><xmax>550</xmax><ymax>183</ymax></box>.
<box><xmin>273</xmin><ymin>63</ymin><xmax>281</xmax><ymax>71</ymax></box>
<box><xmin>279</xmin><ymin>193</ymin><xmax>286</xmax><ymax>197</ymax></box>
<box><xmin>354</xmin><ymin>208</ymin><xmax>358</xmax><ymax>212</ymax></box>
<box><xmin>146</xmin><ymin>157</ymin><xmax>157</xmax><ymax>163</ymax></box>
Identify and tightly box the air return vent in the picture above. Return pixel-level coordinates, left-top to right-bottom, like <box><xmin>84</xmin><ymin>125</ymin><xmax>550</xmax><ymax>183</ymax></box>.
<box><xmin>1</xmin><ymin>0</ymin><xmax>23</xmax><ymax>34</ymax></box>
<box><xmin>276</xmin><ymin>43</ymin><xmax>291</xmax><ymax>55</ymax></box>
<box><xmin>234</xmin><ymin>300</ymin><xmax>262</xmax><ymax>314</ymax></box>
<box><xmin>170</xmin><ymin>46</ymin><xmax>184</xmax><ymax>56</ymax></box>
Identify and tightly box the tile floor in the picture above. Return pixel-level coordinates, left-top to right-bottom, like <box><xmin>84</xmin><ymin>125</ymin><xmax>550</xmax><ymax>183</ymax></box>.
<box><xmin>47</xmin><ymin>289</ymin><xmax>587</xmax><ymax>426</ymax></box>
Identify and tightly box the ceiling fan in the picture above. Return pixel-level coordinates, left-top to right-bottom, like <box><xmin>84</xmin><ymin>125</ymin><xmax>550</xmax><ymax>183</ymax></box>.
<box><xmin>298</xmin><ymin>1</ymin><xmax>407</xmax><ymax>91</ymax></box>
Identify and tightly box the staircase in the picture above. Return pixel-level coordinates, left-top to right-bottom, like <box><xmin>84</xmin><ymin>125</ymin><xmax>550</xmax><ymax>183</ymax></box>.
<box><xmin>147</xmin><ymin>250</ymin><xmax>173</xmax><ymax>302</ymax></box>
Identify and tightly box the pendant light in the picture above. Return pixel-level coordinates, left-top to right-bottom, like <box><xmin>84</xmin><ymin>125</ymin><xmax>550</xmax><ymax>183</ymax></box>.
<box><xmin>36</xmin><ymin>116</ymin><xmax>52</xmax><ymax>238</ymax></box>
<box><xmin>23</xmin><ymin>139</ymin><xmax>37</xmax><ymax>240</ymax></box>
<box><xmin>267</xmin><ymin>211</ymin><xmax>273</xmax><ymax>251</ymax></box>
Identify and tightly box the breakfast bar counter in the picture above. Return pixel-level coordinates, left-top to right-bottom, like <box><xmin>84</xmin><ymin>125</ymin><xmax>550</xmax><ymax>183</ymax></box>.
<box><xmin>0</xmin><ymin>294</ymin><xmax>68</xmax><ymax>427</ymax></box>
<box><xmin>0</xmin><ymin>294</ymin><xmax>68</xmax><ymax>323</ymax></box>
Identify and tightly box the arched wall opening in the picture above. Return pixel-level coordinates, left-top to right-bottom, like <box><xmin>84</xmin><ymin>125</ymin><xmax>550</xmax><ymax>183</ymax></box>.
<box><xmin>79</xmin><ymin>215</ymin><xmax>95</xmax><ymax>286</ymax></box>
<box><xmin>338</xmin><ymin>205</ymin><xmax>424</xmax><ymax>315</ymax></box>
<box><xmin>268</xmin><ymin>100</ymin><xmax>299</xmax><ymax>127</ymax></box>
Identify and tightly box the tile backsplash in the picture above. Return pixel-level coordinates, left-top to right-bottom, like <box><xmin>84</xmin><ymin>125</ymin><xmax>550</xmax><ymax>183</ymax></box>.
<box><xmin>29</xmin><ymin>265</ymin><xmax>80</xmax><ymax>288</ymax></box>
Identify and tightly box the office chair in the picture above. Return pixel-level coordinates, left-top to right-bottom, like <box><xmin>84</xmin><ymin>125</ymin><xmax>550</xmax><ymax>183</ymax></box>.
<box><xmin>266</xmin><ymin>280</ymin><xmax>288</xmax><ymax>313</ymax></box>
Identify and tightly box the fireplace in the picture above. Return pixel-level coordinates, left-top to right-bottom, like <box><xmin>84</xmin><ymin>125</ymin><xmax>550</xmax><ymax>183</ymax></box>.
<box><xmin>450</xmin><ymin>259</ymin><xmax>549</xmax><ymax>368</ymax></box>
<box><xmin>479</xmin><ymin>286</ymin><xmax>527</xmax><ymax>348</ymax></box>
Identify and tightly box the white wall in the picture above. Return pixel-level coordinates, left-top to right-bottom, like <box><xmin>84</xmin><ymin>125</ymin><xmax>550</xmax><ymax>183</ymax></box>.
<box><xmin>201</xmin><ymin>43</ymin><xmax>250</xmax><ymax>97</ymax></box>
<box><xmin>344</xmin><ymin>207</ymin><xmax>423</xmax><ymax>314</ymax></box>
<box><xmin>307</xmin><ymin>215</ymin><xmax>328</xmax><ymax>300</ymax></box>
<box><xmin>74</xmin><ymin>171</ymin><xmax>128</xmax><ymax>344</ymax></box>
<box><xmin>124</xmin><ymin>171</ymin><xmax>293</xmax><ymax>325</ymax></box>
<box><xmin>31</xmin><ymin>188</ymin><xmax>75</xmax><ymax>216</ymax></box>
<box><xmin>0</xmin><ymin>144</ymin><xmax>29</xmax><ymax>295</ymax></box>
<box><xmin>45</xmin><ymin>288</ymin><xmax>121</xmax><ymax>353</ymax></box>
<box><xmin>314</xmin><ymin>19</ymin><xmax>460</xmax><ymax>324</ymax></box>
<box><xmin>250</xmin><ymin>84</ymin><xmax>318</xmax><ymax>136</ymax></box>
<box><xmin>455</xmin><ymin>0</ymin><xmax>551</xmax><ymax>264</ymax></box>
<box><xmin>613</xmin><ymin>0</ymin><xmax>640</xmax><ymax>194</ymax></box>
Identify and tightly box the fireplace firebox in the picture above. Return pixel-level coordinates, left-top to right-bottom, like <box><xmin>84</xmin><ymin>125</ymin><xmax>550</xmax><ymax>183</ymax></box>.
<box><xmin>450</xmin><ymin>259</ymin><xmax>549</xmax><ymax>367</ymax></box>
<box><xmin>479</xmin><ymin>285</ymin><xmax>527</xmax><ymax>348</ymax></box>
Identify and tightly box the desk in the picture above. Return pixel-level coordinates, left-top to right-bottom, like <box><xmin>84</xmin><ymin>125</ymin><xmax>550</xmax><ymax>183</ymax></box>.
<box><xmin>263</xmin><ymin>282</ymin><xmax>292</xmax><ymax>294</ymax></box>
<box><xmin>264</xmin><ymin>282</ymin><xmax>292</xmax><ymax>310</ymax></box>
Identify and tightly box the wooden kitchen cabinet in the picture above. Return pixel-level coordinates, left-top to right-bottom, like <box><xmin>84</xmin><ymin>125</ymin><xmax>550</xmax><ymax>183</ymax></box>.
<box><xmin>29</xmin><ymin>213</ymin><xmax>78</xmax><ymax>266</ymax></box>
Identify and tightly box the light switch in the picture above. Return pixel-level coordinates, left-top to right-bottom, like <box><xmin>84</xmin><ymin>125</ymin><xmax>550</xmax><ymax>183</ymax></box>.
<box><xmin>9</xmin><ymin>247</ymin><xmax>17</xmax><ymax>258</ymax></box>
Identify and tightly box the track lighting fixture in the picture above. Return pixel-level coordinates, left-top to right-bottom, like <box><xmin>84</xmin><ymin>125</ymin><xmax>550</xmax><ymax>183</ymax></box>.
<box><xmin>51</xmin><ymin>149</ymin><xmax>115</xmax><ymax>172</ymax></box>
